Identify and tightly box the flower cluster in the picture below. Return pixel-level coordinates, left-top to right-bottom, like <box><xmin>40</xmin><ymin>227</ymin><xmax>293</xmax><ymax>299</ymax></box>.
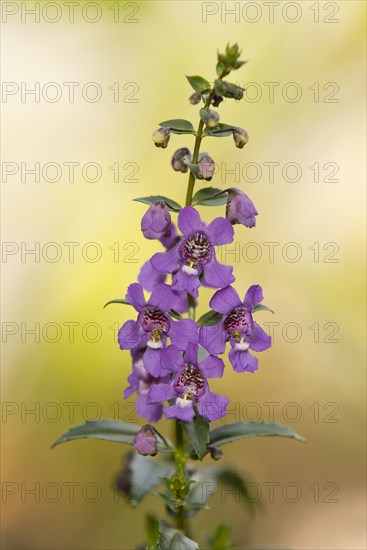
<box><xmin>115</xmin><ymin>43</ymin><xmax>272</xmax><ymax>430</ymax></box>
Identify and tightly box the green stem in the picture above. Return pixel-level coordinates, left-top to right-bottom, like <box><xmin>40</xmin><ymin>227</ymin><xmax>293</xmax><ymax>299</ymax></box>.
<box><xmin>174</xmin><ymin>73</ymin><xmax>225</xmax><ymax>536</ymax></box>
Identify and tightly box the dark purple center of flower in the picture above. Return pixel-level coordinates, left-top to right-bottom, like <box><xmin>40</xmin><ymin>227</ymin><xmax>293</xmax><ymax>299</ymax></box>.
<box><xmin>174</xmin><ymin>364</ymin><xmax>205</xmax><ymax>399</ymax></box>
<box><xmin>142</xmin><ymin>306</ymin><xmax>169</xmax><ymax>333</ymax></box>
<box><xmin>224</xmin><ymin>307</ymin><xmax>250</xmax><ymax>337</ymax></box>
<box><xmin>181</xmin><ymin>232</ymin><xmax>211</xmax><ymax>267</ymax></box>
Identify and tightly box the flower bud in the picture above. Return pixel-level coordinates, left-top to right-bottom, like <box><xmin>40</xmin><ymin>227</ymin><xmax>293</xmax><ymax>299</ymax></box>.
<box><xmin>133</xmin><ymin>425</ymin><xmax>158</xmax><ymax>456</ymax></box>
<box><xmin>141</xmin><ymin>201</ymin><xmax>171</xmax><ymax>240</ymax></box>
<box><xmin>171</xmin><ymin>147</ymin><xmax>191</xmax><ymax>173</ymax></box>
<box><xmin>200</xmin><ymin>108</ymin><xmax>220</xmax><ymax>129</ymax></box>
<box><xmin>152</xmin><ymin>127</ymin><xmax>170</xmax><ymax>149</ymax></box>
<box><xmin>233</xmin><ymin>128</ymin><xmax>249</xmax><ymax>149</ymax></box>
<box><xmin>189</xmin><ymin>92</ymin><xmax>201</xmax><ymax>105</ymax></box>
<box><xmin>226</xmin><ymin>188</ymin><xmax>258</xmax><ymax>227</ymax></box>
<box><xmin>197</xmin><ymin>155</ymin><xmax>215</xmax><ymax>181</ymax></box>
<box><xmin>208</xmin><ymin>446</ymin><xmax>223</xmax><ymax>461</ymax></box>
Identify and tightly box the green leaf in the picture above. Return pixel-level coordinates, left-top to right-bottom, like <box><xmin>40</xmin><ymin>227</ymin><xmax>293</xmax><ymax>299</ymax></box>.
<box><xmin>133</xmin><ymin>195</ymin><xmax>182</xmax><ymax>212</ymax></box>
<box><xmin>51</xmin><ymin>420</ymin><xmax>140</xmax><ymax>449</ymax></box>
<box><xmin>146</xmin><ymin>515</ymin><xmax>160</xmax><ymax>548</ymax></box>
<box><xmin>168</xmin><ymin>309</ymin><xmax>182</xmax><ymax>321</ymax></box>
<box><xmin>158</xmin><ymin>522</ymin><xmax>199</xmax><ymax>550</ymax></box>
<box><xmin>203</xmin><ymin>123</ymin><xmax>237</xmax><ymax>138</ymax></box>
<box><xmin>182</xmin><ymin>414</ymin><xmax>210</xmax><ymax>461</ymax></box>
<box><xmin>253</xmin><ymin>304</ymin><xmax>274</xmax><ymax>314</ymax></box>
<box><xmin>130</xmin><ymin>454</ymin><xmax>174</xmax><ymax>506</ymax></box>
<box><xmin>159</xmin><ymin>119</ymin><xmax>196</xmax><ymax>134</ymax></box>
<box><xmin>208</xmin><ymin>524</ymin><xmax>232</xmax><ymax>550</ymax></box>
<box><xmin>103</xmin><ymin>298</ymin><xmax>129</xmax><ymax>309</ymax></box>
<box><xmin>216</xmin><ymin>469</ymin><xmax>258</xmax><ymax>517</ymax></box>
<box><xmin>197</xmin><ymin>310</ymin><xmax>223</xmax><ymax>327</ymax></box>
<box><xmin>183</xmin><ymin>156</ymin><xmax>198</xmax><ymax>178</ymax></box>
<box><xmin>192</xmin><ymin>187</ymin><xmax>227</xmax><ymax>207</ymax></box>
<box><xmin>186</xmin><ymin>75</ymin><xmax>211</xmax><ymax>94</ymax></box>
<box><xmin>209</xmin><ymin>421</ymin><xmax>306</xmax><ymax>449</ymax></box>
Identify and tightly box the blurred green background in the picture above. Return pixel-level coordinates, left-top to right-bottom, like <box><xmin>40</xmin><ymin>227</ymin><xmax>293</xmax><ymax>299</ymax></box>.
<box><xmin>1</xmin><ymin>1</ymin><xmax>366</xmax><ymax>548</ymax></box>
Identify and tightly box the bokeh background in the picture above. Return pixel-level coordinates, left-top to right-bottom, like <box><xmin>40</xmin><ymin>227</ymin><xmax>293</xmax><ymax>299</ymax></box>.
<box><xmin>1</xmin><ymin>1</ymin><xmax>366</xmax><ymax>548</ymax></box>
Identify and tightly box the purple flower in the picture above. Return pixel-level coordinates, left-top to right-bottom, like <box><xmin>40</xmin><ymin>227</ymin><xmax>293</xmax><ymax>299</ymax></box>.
<box><xmin>141</xmin><ymin>201</ymin><xmax>171</xmax><ymax>240</ymax></box>
<box><xmin>118</xmin><ymin>283</ymin><xmax>198</xmax><ymax>377</ymax></box>
<box><xmin>148</xmin><ymin>343</ymin><xmax>229</xmax><ymax>422</ymax></box>
<box><xmin>171</xmin><ymin>148</ymin><xmax>191</xmax><ymax>173</ymax></box>
<box><xmin>226</xmin><ymin>188</ymin><xmax>258</xmax><ymax>228</ymax></box>
<box><xmin>124</xmin><ymin>346</ymin><xmax>164</xmax><ymax>422</ymax></box>
<box><xmin>150</xmin><ymin>207</ymin><xmax>235</xmax><ymax>298</ymax></box>
<box><xmin>133</xmin><ymin>425</ymin><xmax>158</xmax><ymax>456</ymax></box>
<box><xmin>199</xmin><ymin>285</ymin><xmax>272</xmax><ymax>373</ymax></box>
<box><xmin>197</xmin><ymin>155</ymin><xmax>215</xmax><ymax>181</ymax></box>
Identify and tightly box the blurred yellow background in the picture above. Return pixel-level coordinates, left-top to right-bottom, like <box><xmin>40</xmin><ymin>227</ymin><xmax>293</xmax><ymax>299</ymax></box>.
<box><xmin>1</xmin><ymin>1</ymin><xmax>366</xmax><ymax>549</ymax></box>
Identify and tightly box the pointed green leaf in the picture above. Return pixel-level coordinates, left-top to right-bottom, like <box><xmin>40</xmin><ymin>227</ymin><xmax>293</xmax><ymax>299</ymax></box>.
<box><xmin>182</xmin><ymin>414</ymin><xmax>210</xmax><ymax>461</ymax></box>
<box><xmin>103</xmin><ymin>298</ymin><xmax>130</xmax><ymax>309</ymax></box>
<box><xmin>158</xmin><ymin>522</ymin><xmax>199</xmax><ymax>550</ymax></box>
<box><xmin>192</xmin><ymin>187</ymin><xmax>227</xmax><ymax>207</ymax></box>
<box><xmin>203</xmin><ymin>123</ymin><xmax>237</xmax><ymax>138</ymax></box>
<box><xmin>197</xmin><ymin>310</ymin><xmax>223</xmax><ymax>327</ymax></box>
<box><xmin>159</xmin><ymin>119</ymin><xmax>195</xmax><ymax>134</ymax></box>
<box><xmin>208</xmin><ymin>524</ymin><xmax>232</xmax><ymax>550</ymax></box>
<box><xmin>183</xmin><ymin>156</ymin><xmax>198</xmax><ymax>178</ymax></box>
<box><xmin>186</xmin><ymin>75</ymin><xmax>211</xmax><ymax>94</ymax></box>
<box><xmin>133</xmin><ymin>195</ymin><xmax>182</xmax><ymax>212</ymax></box>
<box><xmin>209</xmin><ymin>422</ymin><xmax>306</xmax><ymax>449</ymax></box>
<box><xmin>253</xmin><ymin>304</ymin><xmax>274</xmax><ymax>314</ymax></box>
<box><xmin>168</xmin><ymin>309</ymin><xmax>183</xmax><ymax>321</ymax></box>
<box><xmin>146</xmin><ymin>515</ymin><xmax>160</xmax><ymax>548</ymax></box>
<box><xmin>130</xmin><ymin>454</ymin><xmax>174</xmax><ymax>506</ymax></box>
<box><xmin>51</xmin><ymin>419</ymin><xmax>140</xmax><ymax>449</ymax></box>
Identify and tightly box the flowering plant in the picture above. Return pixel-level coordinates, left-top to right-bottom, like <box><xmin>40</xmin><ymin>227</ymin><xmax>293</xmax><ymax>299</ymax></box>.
<box><xmin>53</xmin><ymin>44</ymin><xmax>304</xmax><ymax>549</ymax></box>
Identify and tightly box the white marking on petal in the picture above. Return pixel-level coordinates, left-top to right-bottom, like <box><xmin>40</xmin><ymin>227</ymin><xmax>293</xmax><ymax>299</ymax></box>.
<box><xmin>147</xmin><ymin>339</ymin><xmax>163</xmax><ymax>349</ymax></box>
<box><xmin>182</xmin><ymin>265</ymin><xmax>198</xmax><ymax>276</ymax></box>
<box><xmin>176</xmin><ymin>397</ymin><xmax>193</xmax><ymax>409</ymax></box>
<box><xmin>235</xmin><ymin>341</ymin><xmax>250</xmax><ymax>351</ymax></box>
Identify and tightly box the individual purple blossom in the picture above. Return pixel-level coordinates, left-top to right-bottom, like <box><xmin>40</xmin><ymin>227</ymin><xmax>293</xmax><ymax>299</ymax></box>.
<box><xmin>199</xmin><ymin>285</ymin><xmax>272</xmax><ymax>373</ymax></box>
<box><xmin>118</xmin><ymin>283</ymin><xmax>198</xmax><ymax>377</ymax></box>
<box><xmin>141</xmin><ymin>201</ymin><xmax>171</xmax><ymax>240</ymax></box>
<box><xmin>138</xmin><ymin>223</ymin><xmax>192</xmax><ymax>314</ymax></box>
<box><xmin>226</xmin><ymin>188</ymin><xmax>258</xmax><ymax>228</ymax></box>
<box><xmin>148</xmin><ymin>343</ymin><xmax>229</xmax><ymax>422</ymax></box>
<box><xmin>197</xmin><ymin>155</ymin><xmax>215</xmax><ymax>181</ymax></box>
<box><xmin>124</xmin><ymin>346</ymin><xmax>163</xmax><ymax>422</ymax></box>
<box><xmin>171</xmin><ymin>148</ymin><xmax>191</xmax><ymax>173</ymax></box>
<box><xmin>150</xmin><ymin>207</ymin><xmax>235</xmax><ymax>298</ymax></box>
<box><xmin>133</xmin><ymin>425</ymin><xmax>158</xmax><ymax>456</ymax></box>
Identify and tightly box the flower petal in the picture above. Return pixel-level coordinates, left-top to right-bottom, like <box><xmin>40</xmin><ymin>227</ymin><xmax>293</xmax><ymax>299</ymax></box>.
<box><xmin>202</xmin><ymin>254</ymin><xmax>235</xmax><ymax>289</ymax></box>
<box><xmin>138</xmin><ymin>260</ymin><xmax>166</xmax><ymax>291</ymax></box>
<box><xmin>243</xmin><ymin>285</ymin><xmax>264</xmax><ymax>310</ymax></box>
<box><xmin>160</xmin><ymin>345</ymin><xmax>184</xmax><ymax>372</ymax></box>
<box><xmin>199</xmin><ymin>355</ymin><xmax>225</xmax><ymax>378</ymax></box>
<box><xmin>248</xmin><ymin>323</ymin><xmax>272</xmax><ymax>352</ymax></box>
<box><xmin>147</xmin><ymin>381</ymin><xmax>175</xmax><ymax>404</ymax></box>
<box><xmin>184</xmin><ymin>342</ymin><xmax>199</xmax><ymax>365</ymax></box>
<box><xmin>125</xmin><ymin>283</ymin><xmax>146</xmax><ymax>311</ymax></box>
<box><xmin>210</xmin><ymin>285</ymin><xmax>241</xmax><ymax>314</ymax></box>
<box><xmin>198</xmin><ymin>390</ymin><xmax>229</xmax><ymax>421</ymax></box>
<box><xmin>164</xmin><ymin>401</ymin><xmax>195</xmax><ymax>422</ymax></box>
<box><xmin>118</xmin><ymin>320</ymin><xmax>142</xmax><ymax>350</ymax></box>
<box><xmin>199</xmin><ymin>322</ymin><xmax>226</xmax><ymax>355</ymax></box>
<box><xmin>229</xmin><ymin>348</ymin><xmax>259</xmax><ymax>373</ymax></box>
<box><xmin>149</xmin><ymin>283</ymin><xmax>175</xmax><ymax>311</ymax></box>
<box><xmin>150</xmin><ymin>244</ymin><xmax>180</xmax><ymax>274</ymax></box>
<box><xmin>205</xmin><ymin>217</ymin><xmax>234</xmax><ymax>245</ymax></box>
<box><xmin>123</xmin><ymin>369</ymin><xmax>139</xmax><ymax>398</ymax></box>
<box><xmin>169</xmin><ymin>319</ymin><xmax>199</xmax><ymax>350</ymax></box>
<box><xmin>136</xmin><ymin>394</ymin><xmax>163</xmax><ymax>422</ymax></box>
<box><xmin>143</xmin><ymin>347</ymin><xmax>163</xmax><ymax>377</ymax></box>
<box><xmin>178</xmin><ymin>206</ymin><xmax>205</xmax><ymax>235</ymax></box>
<box><xmin>173</xmin><ymin>269</ymin><xmax>201</xmax><ymax>298</ymax></box>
